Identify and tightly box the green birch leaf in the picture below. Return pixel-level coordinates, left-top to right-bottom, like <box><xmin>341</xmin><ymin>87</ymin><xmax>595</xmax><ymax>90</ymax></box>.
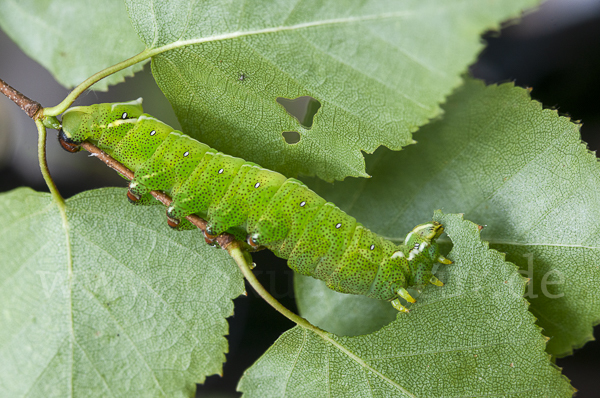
<box><xmin>239</xmin><ymin>213</ymin><xmax>574</xmax><ymax>397</ymax></box>
<box><xmin>0</xmin><ymin>0</ymin><xmax>145</xmax><ymax>90</ymax></box>
<box><xmin>125</xmin><ymin>0</ymin><xmax>539</xmax><ymax>180</ymax></box>
<box><xmin>303</xmin><ymin>79</ymin><xmax>600</xmax><ymax>357</ymax></box>
<box><xmin>0</xmin><ymin>187</ymin><xmax>245</xmax><ymax>397</ymax></box>
<box><xmin>294</xmin><ymin>273</ymin><xmax>397</xmax><ymax>337</ymax></box>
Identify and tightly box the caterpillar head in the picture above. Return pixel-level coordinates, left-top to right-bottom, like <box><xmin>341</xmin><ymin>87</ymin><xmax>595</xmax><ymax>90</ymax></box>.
<box><xmin>404</xmin><ymin>222</ymin><xmax>446</xmax><ymax>274</ymax></box>
<box><xmin>59</xmin><ymin>99</ymin><xmax>144</xmax><ymax>152</ymax></box>
<box><xmin>406</xmin><ymin>222</ymin><xmax>444</xmax><ymax>243</ymax></box>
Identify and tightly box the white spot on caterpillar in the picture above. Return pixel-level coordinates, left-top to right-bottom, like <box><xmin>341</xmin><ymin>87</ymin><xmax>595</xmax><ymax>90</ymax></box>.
<box><xmin>254</xmin><ymin>182</ymin><xmax>260</xmax><ymax>188</ymax></box>
<box><xmin>150</xmin><ymin>130</ymin><xmax>156</xmax><ymax>136</ymax></box>
<box><xmin>370</xmin><ymin>244</ymin><xmax>375</xmax><ymax>250</ymax></box>
<box><xmin>105</xmin><ymin>119</ymin><xmax>137</xmax><ymax>129</ymax></box>
<box><xmin>391</xmin><ymin>251</ymin><xmax>405</xmax><ymax>259</ymax></box>
<box><xmin>300</xmin><ymin>201</ymin><xmax>306</xmax><ymax>207</ymax></box>
<box><xmin>121</xmin><ymin>112</ymin><xmax>128</xmax><ymax>119</ymax></box>
<box><xmin>183</xmin><ymin>151</ymin><xmax>189</xmax><ymax>157</ymax></box>
<box><xmin>335</xmin><ymin>223</ymin><xmax>342</xmax><ymax>229</ymax></box>
<box><xmin>218</xmin><ymin>168</ymin><xmax>224</xmax><ymax>174</ymax></box>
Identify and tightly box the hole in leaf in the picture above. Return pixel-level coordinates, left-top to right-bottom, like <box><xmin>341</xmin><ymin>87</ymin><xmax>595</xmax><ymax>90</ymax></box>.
<box><xmin>276</xmin><ymin>96</ymin><xmax>321</xmax><ymax>129</ymax></box>
<box><xmin>282</xmin><ymin>131</ymin><xmax>301</xmax><ymax>144</ymax></box>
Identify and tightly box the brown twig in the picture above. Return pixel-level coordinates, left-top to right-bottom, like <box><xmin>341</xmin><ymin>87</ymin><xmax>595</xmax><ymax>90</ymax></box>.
<box><xmin>81</xmin><ymin>141</ymin><xmax>240</xmax><ymax>250</ymax></box>
<box><xmin>0</xmin><ymin>77</ymin><xmax>42</xmax><ymax>119</ymax></box>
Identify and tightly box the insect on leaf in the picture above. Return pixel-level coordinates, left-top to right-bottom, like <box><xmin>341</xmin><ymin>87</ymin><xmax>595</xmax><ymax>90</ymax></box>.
<box><xmin>239</xmin><ymin>213</ymin><xmax>575</xmax><ymax>398</ymax></box>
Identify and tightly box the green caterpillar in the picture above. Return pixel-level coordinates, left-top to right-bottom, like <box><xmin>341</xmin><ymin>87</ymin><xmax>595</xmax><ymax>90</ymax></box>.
<box><xmin>58</xmin><ymin>99</ymin><xmax>451</xmax><ymax>312</ymax></box>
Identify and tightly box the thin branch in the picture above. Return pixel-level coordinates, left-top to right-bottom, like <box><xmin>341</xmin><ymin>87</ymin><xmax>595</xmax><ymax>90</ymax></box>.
<box><xmin>0</xmin><ymin>77</ymin><xmax>42</xmax><ymax>119</ymax></box>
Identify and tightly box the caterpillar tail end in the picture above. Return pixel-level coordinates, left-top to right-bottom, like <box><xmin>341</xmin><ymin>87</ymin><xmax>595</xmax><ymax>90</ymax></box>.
<box><xmin>391</xmin><ymin>298</ymin><xmax>410</xmax><ymax>313</ymax></box>
<box><xmin>58</xmin><ymin>130</ymin><xmax>82</xmax><ymax>153</ymax></box>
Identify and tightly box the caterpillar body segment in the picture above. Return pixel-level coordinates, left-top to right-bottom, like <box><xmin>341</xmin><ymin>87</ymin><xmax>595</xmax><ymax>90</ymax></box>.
<box><xmin>59</xmin><ymin>100</ymin><xmax>451</xmax><ymax>311</ymax></box>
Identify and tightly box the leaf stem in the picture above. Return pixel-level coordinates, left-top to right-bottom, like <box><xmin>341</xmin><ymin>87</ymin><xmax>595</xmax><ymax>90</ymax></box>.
<box><xmin>42</xmin><ymin>48</ymin><xmax>154</xmax><ymax>117</ymax></box>
<box><xmin>227</xmin><ymin>241</ymin><xmax>328</xmax><ymax>333</ymax></box>
<box><xmin>44</xmin><ymin>16</ymin><xmax>392</xmax><ymax>117</ymax></box>
<box><xmin>36</xmin><ymin>119</ymin><xmax>65</xmax><ymax>206</ymax></box>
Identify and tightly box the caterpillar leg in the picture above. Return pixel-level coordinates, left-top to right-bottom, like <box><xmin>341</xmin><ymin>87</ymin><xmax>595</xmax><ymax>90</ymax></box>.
<box><xmin>391</xmin><ymin>298</ymin><xmax>409</xmax><ymax>313</ymax></box>
<box><xmin>166</xmin><ymin>212</ymin><xmax>195</xmax><ymax>230</ymax></box>
<box><xmin>437</xmin><ymin>255</ymin><xmax>452</xmax><ymax>265</ymax></box>
<box><xmin>126</xmin><ymin>189</ymin><xmax>156</xmax><ymax>205</ymax></box>
<box><xmin>58</xmin><ymin>130</ymin><xmax>83</xmax><ymax>153</ymax></box>
<box><xmin>166</xmin><ymin>200</ymin><xmax>189</xmax><ymax>226</ymax></box>
<box><xmin>203</xmin><ymin>230</ymin><xmax>219</xmax><ymax>245</ymax></box>
<box><xmin>246</xmin><ymin>234</ymin><xmax>261</xmax><ymax>249</ymax></box>
<box><xmin>125</xmin><ymin>169</ymin><xmax>158</xmax><ymax>206</ymax></box>
<box><xmin>166</xmin><ymin>197</ymin><xmax>229</xmax><ymax>235</ymax></box>
<box><xmin>127</xmin><ymin>179</ymin><xmax>151</xmax><ymax>203</ymax></box>
<box><xmin>164</xmin><ymin>199</ymin><xmax>202</xmax><ymax>231</ymax></box>
<box><xmin>126</xmin><ymin>177</ymin><xmax>195</xmax><ymax>230</ymax></box>
<box><xmin>416</xmin><ymin>271</ymin><xmax>444</xmax><ymax>288</ymax></box>
<box><xmin>396</xmin><ymin>287</ymin><xmax>415</xmax><ymax>303</ymax></box>
<box><xmin>125</xmin><ymin>179</ymin><xmax>166</xmax><ymax>208</ymax></box>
